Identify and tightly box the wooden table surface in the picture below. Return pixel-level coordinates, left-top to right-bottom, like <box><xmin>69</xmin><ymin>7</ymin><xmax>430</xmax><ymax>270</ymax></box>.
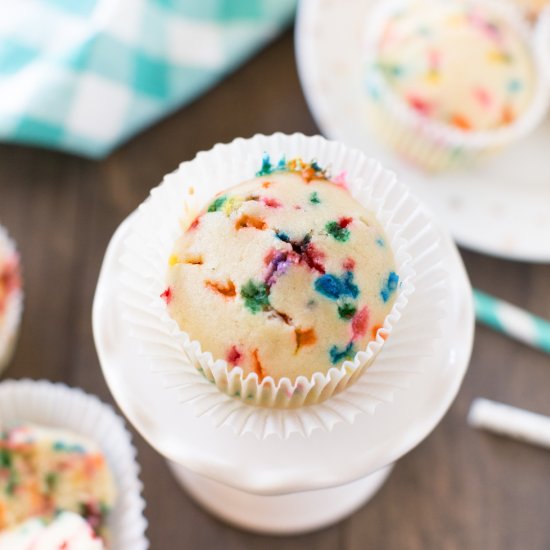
<box><xmin>1</xmin><ymin>30</ymin><xmax>550</xmax><ymax>550</ymax></box>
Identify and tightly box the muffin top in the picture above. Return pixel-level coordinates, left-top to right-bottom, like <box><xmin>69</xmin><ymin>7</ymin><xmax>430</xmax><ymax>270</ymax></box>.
<box><xmin>0</xmin><ymin>512</ymin><xmax>105</xmax><ymax>550</ymax></box>
<box><xmin>0</xmin><ymin>228</ymin><xmax>21</xmax><ymax>322</ymax></box>
<box><xmin>165</xmin><ymin>161</ymin><xmax>399</xmax><ymax>383</ymax></box>
<box><xmin>0</xmin><ymin>424</ymin><xmax>116</xmax><ymax>535</ymax></box>
<box><xmin>372</xmin><ymin>0</ymin><xmax>535</xmax><ymax>131</ymax></box>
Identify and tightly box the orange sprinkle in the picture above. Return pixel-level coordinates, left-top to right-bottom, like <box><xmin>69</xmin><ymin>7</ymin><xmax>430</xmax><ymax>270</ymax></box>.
<box><xmin>262</xmin><ymin>181</ymin><xmax>272</xmax><ymax>188</ymax></box>
<box><xmin>235</xmin><ymin>214</ymin><xmax>267</xmax><ymax>230</ymax></box>
<box><xmin>371</xmin><ymin>324</ymin><xmax>388</xmax><ymax>340</ymax></box>
<box><xmin>301</xmin><ymin>167</ymin><xmax>315</xmax><ymax>183</ymax></box>
<box><xmin>205</xmin><ymin>279</ymin><xmax>236</xmax><ymax>298</ymax></box>
<box><xmin>295</xmin><ymin>327</ymin><xmax>317</xmax><ymax>352</ymax></box>
<box><xmin>501</xmin><ymin>104</ymin><xmax>515</xmax><ymax>125</ymax></box>
<box><xmin>451</xmin><ymin>113</ymin><xmax>472</xmax><ymax>131</ymax></box>
<box><xmin>251</xmin><ymin>349</ymin><xmax>266</xmax><ymax>381</ymax></box>
<box><xmin>183</xmin><ymin>254</ymin><xmax>203</xmax><ymax>265</ymax></box>
<box><xmin>0</xmin><ymin>502</ymin><xmax>5</xmax><ymax>528</ymax></box>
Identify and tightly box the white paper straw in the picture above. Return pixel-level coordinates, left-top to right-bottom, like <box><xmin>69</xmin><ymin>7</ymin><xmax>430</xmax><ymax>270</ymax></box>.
<box><xmin>468</xmin><ymin>398</ymin><xmax>550</xmax><ymax>450</ymax></box>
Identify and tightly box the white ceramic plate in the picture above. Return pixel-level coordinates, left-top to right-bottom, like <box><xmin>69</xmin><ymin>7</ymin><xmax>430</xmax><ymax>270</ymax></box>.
<box><xmin>93</xmin><ymin>208</ymin><xmax>473</xmax><ymax>496</ymax></box>
<box><xmin>296</xmin><ymin>0</ymin><xmax>550</xmax><ymax>263</ymax></box>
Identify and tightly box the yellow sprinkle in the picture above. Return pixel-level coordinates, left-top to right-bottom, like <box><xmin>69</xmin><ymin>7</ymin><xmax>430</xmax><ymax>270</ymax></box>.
<box><xmin>287</xmin><ymin>159</ymin><xmax>297</xmax><ymax>171</ymax></box>
<box><xmin>188</xmin><ymin>186</ymin><xmax>195</xmax><ymax>195</ymax></box>
<box><xmin>222</xmin><ymin>196</ymin><xmax>244</xmax><ymax>216</ymax></box>
<box><xmin>425</xmin><ymin>70</ymin><xmax>440</xmax><ymax>84</ymax></box>
<box><xmin>488</xmin><ymin>50</ymin><xmax>510</xmax><ymax>63</ymax></box>
<box><xmin>168</xmin><ymin>254</ymin><xmax>179</xmax><ymax>266</ymax></box>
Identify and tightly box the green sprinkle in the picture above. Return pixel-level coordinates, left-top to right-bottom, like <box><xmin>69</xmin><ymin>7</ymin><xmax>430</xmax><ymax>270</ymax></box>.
<box><xmin>338</xmin><ymin>302</ymin><xmax>357</xmax><ymax>320</ymax></box>
<box><xmin>325</xmin><ymin>221</ymin><xmax>350</xmax><ymax>242</ymax></box>
<box><xmin>256</xmin><ymin>153</ymin><xmax>275</xmax><ymax>176</ymax></box>
<box><xmin>0</xmin><ymin>449</ymin><xmax>12</xmax><ymax>468</ymax></box>
<box><xmin>207</xmin><ymin>195</ymin><xmax>227</xmax><ymax>213</ymax></box>
<box><xmin>309</xmin><ymin>191</ymin><xmax>321</xmax><ymax>204</ymax></box>
<box><xmin>241</xmin><ymin>280</ymin><xmax>270</xmax><ymax>313</ymax></box>
<box><xmin>6</xmin><ymin>475</ymin><xmax>17</xmax><ymax>495</ymax></box>
<box><xmin>45</xmin><ymin>472</ymin><xmax>59</xmax><ymax>491</ymax></box>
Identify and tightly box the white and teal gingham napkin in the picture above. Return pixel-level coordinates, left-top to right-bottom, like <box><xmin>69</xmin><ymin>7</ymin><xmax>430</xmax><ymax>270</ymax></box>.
<box><xmin>0</xmin><ymin>0</ymin><xmax>296</xmax><ymax>158</ymax></box>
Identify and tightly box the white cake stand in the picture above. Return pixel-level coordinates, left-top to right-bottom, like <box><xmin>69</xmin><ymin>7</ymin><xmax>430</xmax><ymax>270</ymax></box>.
<box><xmin>93</xmin><ymin>209</ymin><xmax>474</xmax><ymax>535</ymax></box>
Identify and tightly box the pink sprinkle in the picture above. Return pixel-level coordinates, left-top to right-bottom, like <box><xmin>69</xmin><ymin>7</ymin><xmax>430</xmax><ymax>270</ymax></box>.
<box><xmin>343</xmin><ymin>257</ymin><xmax>355</xmax><ymax>271</ymax></box>
<box><xmin>407</xmin><ymin>94</ymin><xmax>432</xmax><ymax>116</ymax></box>
<box><xmin>469</xmin><ymin>11</ymin><xmax>501</xmax><ymax>42</ymax></box>
<box><xmin>226</xmin><ymin>345</ymin><xmax>242</xmax><ymax>365</ymax></box>
<box><xmin>473</xmin><ymin>87</ymin><xmax>492</xmax><ymax>108</ymax></box>
<box><xmin>351</xmin><ymin>307</ymin><xmax>369</xmax><ymax>339</ymax></box>
<box><xmin>160</xmin><ymin>287</ymin><xmax>172</xmax><ymax>304</ymax></box>
<box><xmin>428</xmin><ymin>49</ymin><xmax>441</xmax><ymax>69</ymax></box>
<box><xmin>262</xmin><ymin>196</ymin><xmax>282</xmax><ymax>208</ymax></box>
<box><xmin>333</xmin><ymin>171</ymin><xmax>348</xmax><ymax>187</ymax></box>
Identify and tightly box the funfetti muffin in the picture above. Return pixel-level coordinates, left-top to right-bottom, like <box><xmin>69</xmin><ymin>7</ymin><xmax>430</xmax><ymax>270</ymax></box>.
<box><xmin>364</xmin><ymin>0</ymin><xmax>547</xmax><ymax>171</ymax></box>
<box><xmin>0</xmin><ymin>424</ymin><xmax>116</xmax><ymax>536</ymax></box>
<box><xmin>0</xmin><ymin>512</ymin><xmax>106</xmax><ymax>550</ymax></box>
<box><xmin>0</xmin><ymin>226</ymin><xmax>22</xmax><ymax>375</ymax></box>
<box><xmin>164</xmin><ymin>158</ymin><xmax>399</xmax><ymax>398</ymax></box>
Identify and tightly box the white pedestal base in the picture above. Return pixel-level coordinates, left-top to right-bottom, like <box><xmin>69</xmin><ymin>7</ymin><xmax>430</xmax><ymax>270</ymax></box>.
<box><xmin>167</xmin><ymin>460</ymin><xmax>393</xmax><ymax>535</ymax></box>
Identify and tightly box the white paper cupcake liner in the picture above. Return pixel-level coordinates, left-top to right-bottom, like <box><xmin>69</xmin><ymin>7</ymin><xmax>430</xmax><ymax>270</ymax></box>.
<box><xmin>0</xmin><ymin>225</ymin><xmax>23</xmax><ymax>376</ymax></box>
<box><xmin>0</xmin><ymin>379</ymin><xmax>149</xmax><ymax>550</ymax></box>
<box><xmin>120</xmin><ymin>134</ymin><xmax>415</xmax><ymax>407</ymax></box>
<box><xmin>363</xmin><ymin>0</ymin><xmax>550</xmax><ymax>172</ymax></box>
<box><xmin>118</xmin><ymin>133</ymin><xmax>446</xmax><ymax>438</ymax></box>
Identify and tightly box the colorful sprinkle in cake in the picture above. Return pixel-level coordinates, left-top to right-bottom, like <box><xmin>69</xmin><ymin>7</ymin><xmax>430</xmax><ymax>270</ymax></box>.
<box><xmin>0</xmin><ymin>226</ymin><xmax>22</xmax><ymax>374</ymax></box>
<box><xmin>0</xmin><ymin>512</ymin><xmax>105</xmax><ymax>549</ymax></box>
<box><xmin>373</xmin><ymin>0</ymin><xmax>535</xmax><ymax>131</ymax></box>
<box><xmin>165</xmin><ymin>157</ymin><xmax>399</xmax><ymax>383</ymax></box>
<box><xmin>0</xmin><ymin>425</ymin><xmax>116</xmax><ymax>537</ymax></box>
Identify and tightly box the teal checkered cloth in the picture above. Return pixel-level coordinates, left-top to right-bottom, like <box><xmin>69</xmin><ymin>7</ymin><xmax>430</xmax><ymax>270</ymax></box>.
<box><xmin>0</xmin><ymin>0</ymin><xmax>296</xmax><ymax>158</ymax></box>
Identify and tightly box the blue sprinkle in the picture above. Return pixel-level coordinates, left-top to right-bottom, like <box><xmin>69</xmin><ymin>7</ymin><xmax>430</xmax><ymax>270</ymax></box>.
<box><xmin>311</xmin><ymin>160</ymin><xmax>322</xmax><ymax>172</ymax></box>
<box><xmin>276</xmin><ymin>156</ymin><xmax>287</xmax><ymax>170</ymax></box>
<box><xmin>275</xmin><ymin>231</ymin><xmax>290</xmax><ymax>243</ymax></box>
<box><xmin>256</xmin><ymin>153</ymin><xmax>273</xmax><ymax>176</ymax></box>
<box><xmin>375</xmin><ymin>236</ymin><xmax>385</xmax><ymax>247</ymax></box>
<box><xmin>314</xmin><ymin>271</ymin><xmax>359</xmax><ymax>301</ymax></box>
<box><xmin>507</xmin><ymin>78</ymin><xmax>522</xmax><ymax>93</ymax></box>
<box><xmin>341</xmin><ymin>271</ymin><xmax>359</xmax><ymax>298</ymax></box>
<box><xmin>366</xmin><ymin>81</ymin><xmax>380</xmax><ymax>101</ymax></box>
<box><xmin>329</xmin><ymin>342</ymin><xmax>355</xmax><ymax>364</ymax></box>
<box><xmin>380</xmin><ymin>271</ymin><xmax>399</xmax><ymax>303</ymax></box>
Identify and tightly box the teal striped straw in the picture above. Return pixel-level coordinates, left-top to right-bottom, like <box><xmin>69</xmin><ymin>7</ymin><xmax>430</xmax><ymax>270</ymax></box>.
<box><xmin>474</xmin><ymin>289</ymin><xmax>550</xmax><ymax>354</ymax></box>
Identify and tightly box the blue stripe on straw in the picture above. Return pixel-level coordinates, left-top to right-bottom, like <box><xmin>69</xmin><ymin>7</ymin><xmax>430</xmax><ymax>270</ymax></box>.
<box><xmin>474</xmin><ymin>289</ymin><xmax>550</xmax><ymax>355</ymax></box>
<box><xmin>473</xmin><ymin>290</ymin><xmax>504</xmax><ymax>332</ymax></box>
<box><xmin>532</xmin><ymin>316</ymin><xmax>550</xmax><ymax>354</ymax></box>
